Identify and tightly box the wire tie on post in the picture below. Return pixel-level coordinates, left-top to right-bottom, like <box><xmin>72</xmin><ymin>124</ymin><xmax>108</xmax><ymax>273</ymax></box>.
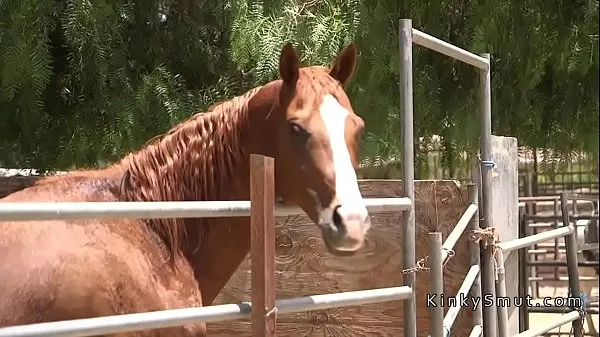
<box><xmin>265</xmin><ymin>306</ymin><xmax>278</xmax><ymax>318</ymax></box>
<box><xmin>442</xmin><ymin>248</ymin><xmax>455</xmax><ymax>267</ymax></box>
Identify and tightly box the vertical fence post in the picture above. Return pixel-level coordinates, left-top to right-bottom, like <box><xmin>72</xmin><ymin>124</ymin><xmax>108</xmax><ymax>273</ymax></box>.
<box><xmin>494</xmin><ymin>247</ymin><xmax>509</xmax><ymax>337</ymax></box>
<box><xmin>399</xmin><ymin>18</ymin><xmax>417</xmax><ymax>337</ymax></box>
<box><xmin>478</xmin><ymin>52</ymin><xmax>498</xmax><ymax>337</ymax></box>
<box><xmin>467</xmin><ymin>184</ymin><xmax>483</xmax><ymax>331</ymax></box>
<box><xmin>553</xmin><ymin>198</ymin><xmax>560</xmax><ymax>282</ymax></box>
<box><xmin>561</xmin><ymin>192</ymin><xmax>583</xmax><ymax>337</ymax></box>
<box><xmin>518</xmin><ymin>213</ymin><xmax>529</xmax><ymax>332</ymax></box>
<box><xmin>429</xmin><ymin>232</ymin><xmax>444</xmax><ymax>337</ymax></box>
<box><xmin>250</xmin><ymin>154</ymin><xmax>277</xmax><ymax>337</ymax></box>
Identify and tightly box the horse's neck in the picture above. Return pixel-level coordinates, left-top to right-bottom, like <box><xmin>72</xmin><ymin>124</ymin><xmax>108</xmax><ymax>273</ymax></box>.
<box><xmin>117</xmin><ymin>84</ymin><xmax>280</xmax><ymax>269</ymax></box>
<box><xmin>121</xmin><ymin>84</ymin><xmax>279</xmax><ymax>204</ymax></box>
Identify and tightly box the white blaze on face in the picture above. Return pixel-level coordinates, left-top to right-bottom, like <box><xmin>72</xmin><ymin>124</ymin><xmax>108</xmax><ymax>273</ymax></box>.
<box><xmin>318</xmin><ymin>94</ymin><xmax>370</xmax><ymax>240</ymax></box>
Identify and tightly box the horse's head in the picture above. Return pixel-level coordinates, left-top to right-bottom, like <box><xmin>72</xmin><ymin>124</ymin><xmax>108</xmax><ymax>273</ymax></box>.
<box><xmin>270</xmin><ymin>42</ymin><xmax>370</xmax><ymax>256</ymax></box>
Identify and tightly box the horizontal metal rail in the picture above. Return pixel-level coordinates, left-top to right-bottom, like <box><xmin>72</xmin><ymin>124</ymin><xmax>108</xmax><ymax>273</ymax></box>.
<box><xmin>523</xmin><ymin>214</ymin><xmax>598</xmax><ymax>221</ymax></box>
<box><xmin>519</xmin><ymin>196</ymin><xmax>564</xmax><ymax>202</ymax></box>
<box><xmin>443</xmin><ymin>265</ymin><xmax>480</xmax><ymax>337</ymax></box>
<box><xmin>441</xmin><ymin>204</ymin><xmax>478</xmax><ymax>263</ymax></box>
<box><xmin>498</xmin><ymin>225</ymin><xmax>575</xmax><ymax>253</ymax></box>
<box><xmin>514</xmin><ymin>311</ymin><xmax>581</xmax><ymax>337</ymax></box>
<box><xmin>468</xmin><ymin>325</ymin><xmax>483</xmax><ymax>337</ymax></box>
<box><xmin>526</xmin><ymin>260</ymin><xmax>598</xmax><ymax>267</ymax></box>
<box><xmin>0</xmin><ymin>286</ymin><xmax>413</xmax><ymax>337</ymax></box>
<box><xmin>528</xmin><ymin>249</ymin><xmax>566</xmax><ymax>254</ymax></box>
<box><xmin>568</xmin><ymin>193</ymin><xmax>600</xmax><ymax>202</ymax></box>
<box><xmin>529</xmin><ymin>276</ymin><xmax>598</xmax><ymax>281</ymax></box>
<box><xmin>519</xmin><ymin>195</ymin><xmax>599</xmax><ymax>202</ymax></box>
<box><xmin>527</xmin><ymin>306</ymin><xmax>599</xmax><ymax>315</ymax></box>
<box><xmin>411</xmin><ymin>29</ymin><xmax>490</xmax><ymax>70</ymax></box>
<box><xmin>0</xmin><ymin>198</ymin><xmax>412</xmax><ymax>222</ymax></box>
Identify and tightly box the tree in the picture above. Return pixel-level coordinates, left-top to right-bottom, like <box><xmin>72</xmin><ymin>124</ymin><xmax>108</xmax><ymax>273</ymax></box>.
<box><xmin>0</xmin><ymin>0</ymin><xmax>597</xmax><ymax>174</ymax></box>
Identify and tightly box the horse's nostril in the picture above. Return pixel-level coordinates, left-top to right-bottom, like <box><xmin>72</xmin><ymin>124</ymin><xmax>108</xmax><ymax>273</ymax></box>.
<box><xmin>332</xmin><ymin>205</ymin><xmax>344</xmax><ymax>230</ymax></box>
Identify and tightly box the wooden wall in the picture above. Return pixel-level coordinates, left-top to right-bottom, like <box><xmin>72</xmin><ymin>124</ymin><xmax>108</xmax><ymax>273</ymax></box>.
<box><xmin>210</xmin><ymin>180</ymin><xmax>476</xmax><ymax>337</ymax></box>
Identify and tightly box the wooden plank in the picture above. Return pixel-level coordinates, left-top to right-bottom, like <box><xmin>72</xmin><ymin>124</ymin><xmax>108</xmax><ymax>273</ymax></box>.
<box><xmin>250</xmin><ymin>154</ymin><xmax>277</xmax><ymax>337</ymax></box>
<box><xmin>210</xmin><ymin>180</ymin><xmax>476</xmax><ymax>336</ymax></box>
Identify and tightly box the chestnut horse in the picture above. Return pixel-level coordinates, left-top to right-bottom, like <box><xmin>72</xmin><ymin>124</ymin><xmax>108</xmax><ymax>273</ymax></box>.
<box><xmin>0</xmin><ymin>43</ymin><xmax>370</xmax><ymax>336</ymax></box>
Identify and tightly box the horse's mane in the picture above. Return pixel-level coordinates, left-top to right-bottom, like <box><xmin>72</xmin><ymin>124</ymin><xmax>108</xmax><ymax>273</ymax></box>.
<box><xmin>118</xmin><ymin>85</ymin><xmax>266</xmax><ymax>265</ymax></box>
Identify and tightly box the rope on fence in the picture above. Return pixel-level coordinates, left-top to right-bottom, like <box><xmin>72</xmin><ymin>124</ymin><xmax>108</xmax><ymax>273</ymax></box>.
<box><xmin>468</xmin><ymin>227</ymin><xmax>499</xmax><ymax>251</ymax></box>
<box><xmin>401</xmin><ymin>248</ymin><xmax>456</xmax><ymax>274</ymax></box>
<box><xmin>402</xmin><ymin>256</ymin><xmax>430</xmax><ymax>274</ymax></box>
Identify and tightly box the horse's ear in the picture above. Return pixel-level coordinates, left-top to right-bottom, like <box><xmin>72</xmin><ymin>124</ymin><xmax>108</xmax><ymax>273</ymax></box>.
<box><xmin>329</xmin><ymin>42</ymin><xmax>357</xmax><ymax>86</ymax></box>
<box><xmin>279</xmin><ymin>42</ymin><xmax>300</xmax><ymax>86</ymax></box>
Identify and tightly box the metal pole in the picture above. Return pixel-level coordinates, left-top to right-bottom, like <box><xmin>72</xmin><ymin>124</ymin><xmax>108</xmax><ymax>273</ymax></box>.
<box><xmin>513</xmin><ymin>311</ymin><xmax>581</xmax><ymax>337</ymax></box>
<box><xmin>410</xmin><ymin>29</ymin><xmax>490</xmax><ymax>70</ymax></box>
<box><xmin>494</xmin><ymin>248</ymin><xmax>509</xmax><ymax>337</ymax></box>
<box><xmin>0</xmin><ymin>198</ymin><xmax>412</xmax><ymax>222</ymax></box>
<box><xmin>467</xmin><ymin>184</ymin><xmax>483</xmax><ymax>329</ymax></box>
<box><xmin>561</xmin><ymin>192</ymin><xmax>583</xmax><ymax>337</ymax></box>
<box><xmin>0</xmin><ymin>286</ymin><xmax>414</xmax><ymax>337</ymax></box>
<box><xmin>498</xmin><ymin>226</ymin><xmax>575</xmax><ymax>252</ymax></box>
<box><xmin>479</xmin><ymin>52</ymin><xmax>497</xmax><ymax>337</ymax></box>
<box><xmin>526</xmin><ymin>260</ymin><xmax>598</xmax><ymax>267</ymax></box>
<box><xmin>399</xmin><ymin>18</ymin><xmax>416</xmax><ymax>337</ymax></box>
<box><xmin>553</xmin><ymin>198</ymin><xmax>560</xmax><ymax>282</ymax></box>
<box><xmin>443</xmin><ymin>265</ymin><xmax>480</xmax><ymax>336</ymax></box>
<box><xmin>441</xmin><ymin>204</ymin><xmax>478</xmax><ymax>263</ymax></box>
<box><xmin>528</xmin><ymin>306</ymin><xmax>600</xmax><ymax>314</ymax></box>
<box><xmin>469</xmin><ymin>325</ymin><xmax>483</xmax><ymax>337</ymax></box>
<box><xmin>518</xmin><ymin>213</ymin><xmax>529</xmax><ymax>332</ymax></box>
<box><xmin>429</xmin><ymin>233</ymin><xmax>444</xmax><ymax>337</ymax></box>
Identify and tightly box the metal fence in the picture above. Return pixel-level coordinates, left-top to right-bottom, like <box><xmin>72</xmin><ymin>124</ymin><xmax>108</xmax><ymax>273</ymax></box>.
<box><xmin>517</xmin><ymin>194</ymin><xmax>599</xmax><ymax>336</ymax></box>
<box><xmin>0</xmin><ymin>154</ymin><xmax>414</xmax><ymax>337</ymax></box>
<box><xmin>498</xmin><ymin>193</ymin><xmax>591</xmax><ymax>337</ymax></box>
<box><xmin>0</xmin><ymin>19</ymin><xmax>590</xmax><ymax>337</ymax></box>
<box><xmin>399</xmin><ymin>18</ymin><xmax>498</xmax><ymax>337</ymax></box>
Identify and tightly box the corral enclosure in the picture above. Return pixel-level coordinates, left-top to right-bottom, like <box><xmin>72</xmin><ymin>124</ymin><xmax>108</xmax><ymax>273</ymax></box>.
<box><xmin>210</xmin><ymin>179</ymin><xmax>475</xmax><ymax>336</ymax></box>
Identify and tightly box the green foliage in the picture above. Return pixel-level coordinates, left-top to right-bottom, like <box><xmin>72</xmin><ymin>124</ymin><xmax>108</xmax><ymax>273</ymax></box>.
<box><xmin>0</xmin><ymin>0</ymin><xmax>597</xmax><ymax>174</ymax></box>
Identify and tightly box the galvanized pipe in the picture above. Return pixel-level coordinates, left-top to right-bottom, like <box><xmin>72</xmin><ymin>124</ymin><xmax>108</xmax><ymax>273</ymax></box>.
<box><xmin>523</xmin><ymin>214</ymin><xmax>598</xmax><ymax>221</ymax></box>
<box><xmin>527</xmin><ymin>306</ymin><xmax>600</xmax><ymax>315</ymax></box>
<box><xmin>568</xmin><ymin>193</ymin><xmax>600</xmax><ymax>202</ymax></box>
<box><xmin>494</xmin><ymin>248</ymin><xmax>510</xmax><ymax>337</ymax></box>
<box><xmin>529</xmin><ymin>276</ymin><xmax>598</xmax><ymax>281</ymax></box>
<box><xmin>442</xmin><ymin>265</ymin><xmax>480</xmax><ymax>336</ymax></box>
<box><xmin>478</xmin><ymin>52</ymin><xmax>497</xmax><ymax>337</ymax></box>
<box><xmin>513</xmin><ymin>311</ymin><xmax>581</xmax><ymax>337</ymax></box>
<box><xmin>468</xmin><ymin>325</ymin><xmax>483</xmax><ymax>337</ymax></box>
<box><xmin>399</xmin><ymin>18</ymin><xmax>417</xmax><ymax>337</ymax></box>
<box><xmin>519</xmin><ymin>195</ymin><xmax>599</xmax><ymax>202</ymax></box>
<box><xmin>429</xmin><ymin>233</ymin><xmax>444</xmax><ymax>337</ymax></box>
<box><xmin>441</xmin><ymin>204</ymin><xmax>477</xmax><ymax>263</ymax></box>
<box><xmin>553</xmin><ymin>198</ymin><xmax>560</xmax><ymax>281</ymax></box>
<box><xmin>0</xmin><ymin>286</ymin><xmax>413</xmax><ymax>337</ymax></box>
<box><xmin>526</xmin><ymin>260</ymin><xmax>598</xmax><ymax>267</ymax></box>
<box><xmin>411</xmin><ymin>29</ymin><xmax>490</xmax><ymax>70</ymax></box>
<box><xmin>498</xmin><ymin>225</ymin><xmax>575</xmax><ymax>253</ymax></box>
<box><xmin>0</xmin><ymin>198</ymin><xmax>412</xmax><ymax>221</ymax></box>
<box><xmin>467</xmin><ymin>184</ymin><xmax>483</xmax><ymax>331</ymax></box>
<box><xmin>561</xmin><ymin>192</ymin><xmax>583</xmax><ymax>337</ymax></box>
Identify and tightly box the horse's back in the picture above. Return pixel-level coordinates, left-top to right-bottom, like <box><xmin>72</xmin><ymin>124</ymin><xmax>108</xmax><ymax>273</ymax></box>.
<box><xmin>0</xmin><ymin>177</ymin><xmax>206</xmax><ymax>336</ymax></box>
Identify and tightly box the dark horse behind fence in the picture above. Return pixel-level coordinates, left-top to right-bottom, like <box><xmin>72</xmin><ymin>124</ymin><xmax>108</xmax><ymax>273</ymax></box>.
<box><xmin>0</xmin><ymin>43</ymin><xmax>370</xmax><ymax>336</ymax></box>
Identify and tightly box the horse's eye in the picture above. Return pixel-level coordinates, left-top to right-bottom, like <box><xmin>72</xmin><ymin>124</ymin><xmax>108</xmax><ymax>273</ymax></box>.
<box><xmin>288</xmin><ymin>122</ymin><xmax>310</xmax><ymax>146</ymax></box>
